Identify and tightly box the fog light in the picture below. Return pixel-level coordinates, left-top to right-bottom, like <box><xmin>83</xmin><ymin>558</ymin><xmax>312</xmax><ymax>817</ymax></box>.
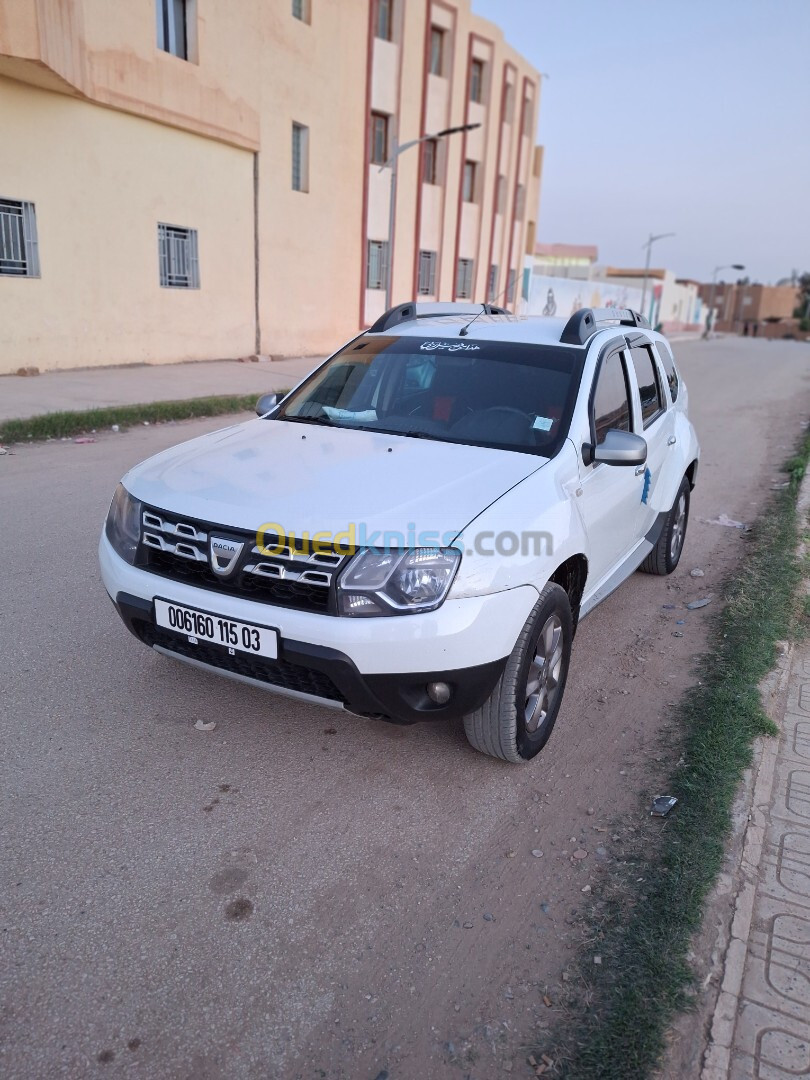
<box><xmin>426</xmin><ymin>681</ymin><xmax>452</xmax><ymax>705</ymax></box>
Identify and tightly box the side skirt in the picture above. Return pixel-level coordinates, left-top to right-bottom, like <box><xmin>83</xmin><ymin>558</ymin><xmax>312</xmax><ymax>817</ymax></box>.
<box><xmin>578</xmin><ymin>510</ymin><xmax>669</xmax><ymax>620</ymax></box>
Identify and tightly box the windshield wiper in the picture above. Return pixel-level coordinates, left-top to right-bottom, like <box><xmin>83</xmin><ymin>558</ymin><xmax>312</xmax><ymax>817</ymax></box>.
<box><xmin>281</xmin><ymin>414</ymin><xmax>338</xmax><ymax>427</ymax></box>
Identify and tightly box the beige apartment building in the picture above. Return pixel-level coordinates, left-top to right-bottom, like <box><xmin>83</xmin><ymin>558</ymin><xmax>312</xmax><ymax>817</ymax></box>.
<box><xmin>0</xmin><ymin>0</ymin><xmax>542</xmax><ymax>375</ymax></box>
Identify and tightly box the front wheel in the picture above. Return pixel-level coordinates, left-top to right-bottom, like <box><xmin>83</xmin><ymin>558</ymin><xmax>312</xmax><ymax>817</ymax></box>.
<box><xmin>463</xmin><ymin>583</ymin><xmax>573</xmax><ymax>763</ymax></box>
<box><xmin>639</xmin><ymin>476</ymin><xmax>690</xmax><ymax>576</ymax></box>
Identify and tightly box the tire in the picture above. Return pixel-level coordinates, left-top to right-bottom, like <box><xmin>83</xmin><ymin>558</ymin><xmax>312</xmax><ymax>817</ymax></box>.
<box><xmin>639</xmin><ymin>475</ymin><xmax>690</xmax><ymax>576</ymax></box>
<box><xmin>463</xmin><ymin>583</ymin><xmax>573</xmax><ymax>763</ymax></box>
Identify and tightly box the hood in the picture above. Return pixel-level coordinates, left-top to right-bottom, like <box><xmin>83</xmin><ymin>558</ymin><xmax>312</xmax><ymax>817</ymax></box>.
<box><xmin>124</xmin><ymin>418</ymin><xmax>547</xmax><ymax>542</ymax></box>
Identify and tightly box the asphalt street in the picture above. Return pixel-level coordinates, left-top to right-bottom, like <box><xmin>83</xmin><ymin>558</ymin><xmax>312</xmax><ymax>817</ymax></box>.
<box><xmin>1</xmin><ymin>337</ymin><xmax>809</xmax><ymax>1079</ymax></box>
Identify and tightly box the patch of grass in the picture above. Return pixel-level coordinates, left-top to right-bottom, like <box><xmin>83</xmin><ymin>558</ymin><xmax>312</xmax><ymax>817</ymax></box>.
<box><xmin>0</xmin><ymin>393</ymin><xmax>287</xmax><ymax>444</ymax></box>
<box><xmin>545</xmin><ymin>428</ymin><xmax>810</xmax><ymax>1079</ymax></box>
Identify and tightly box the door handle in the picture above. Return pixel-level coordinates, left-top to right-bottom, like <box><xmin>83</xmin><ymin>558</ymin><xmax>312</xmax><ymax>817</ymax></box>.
<box><xmin>667</xmin><ymin>435</ymin><xmax>677</xmax><ymax>446</ymax></box>
<box><xmin>635</xmin><ymin>464</ymin><xmax>646</xmax><ymax>476</ymax></box>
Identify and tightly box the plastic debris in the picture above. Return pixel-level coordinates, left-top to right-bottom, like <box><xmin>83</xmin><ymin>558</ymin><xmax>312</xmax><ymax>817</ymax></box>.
<box><xmin>690</xmin><ymin>568</ymin><xmax>705</xmax><ymax>577</ymax></box>
<box><xmin>676</xmin><ymin>619</ymin><xmax>685</xmax><ymax>625</ymax></box>
<box><xmin>111</xmin><ymin>424</ymin><xmax>120</xmax><ymax>433</ymax></box>
<box><xmin>672</xmin><ymin>631</ymin><xmax>683</xmax><ymax>637</ymax></box>
<box><xmin>686</xmin><ymin>595</ymin><xmax>714</xmax><ymax>610</ymax></box>
<box><xmin>0</xmin><ymin>446</ymin><xmax>8</xmax><ymax>456</ymax></box>
<box><xmin>705</xmin><ymin>514</ymin><xmax>747</xmax><ymax>529</ymax></box>
<box><xmin>194</xmin><ymin>719</ymin><xmax>217</xmax><ymax>732</ymax></box>
<box><xmin>662</xmin><ymin>603</ymin><xmax>676</xmax><ymax>609</ymax></box>
<box><xmin>531</xmin><ymin>849</ymin><xmax>544</xmax><ymax>858</ymax></box>
<box><xmin>651</xmin><ymin>795</ymin><xmax>678</xmax><ymax>817</ymax></box>
<box><xmin>74</xmin><ymin>436</ymin><xmax>96</xmax><ymax>444</ymax></box>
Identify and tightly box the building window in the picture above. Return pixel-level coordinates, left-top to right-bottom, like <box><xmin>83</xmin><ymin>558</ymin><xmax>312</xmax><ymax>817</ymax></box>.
<box><xmin>158</xmin><ymin>223</ymin><xmax>199</xmax><ymax>289</ymax></box>
<box><xmin>514</xmin><ymin>183</ymin><xmax>525</xmax><ymax>220</ymax></box>
<box><xmin>470</xmin><ymin>59</ymin><xmax>484</xmax><ymax>103</ymax></box>
<box><xmin>367</xmin><ymin>240</ymin><xmax>389</xmax><ymax>290</ymax></box>
<box><xmin>370</xmin><ymin>112</ymin><xmax>389</xmax><ymax>165</ymax></box>
<box><xmin>488</xmin><ymin>264</ymin><xmax>498</xmax><ymax>301</ymax></box>
<box><xmin>503</xmin><ymin>82</ymin><xmax>515</xmax><ymax>123</ymax></box>
<box><xmin>429</xmin><ymin>27</ymin><xmax>445</xmax><ymax>76</ymax></box>
<box><xmin>291</xmin><ymin>0</ymin><xmax>311</xmax><ymax>23</ymax></box>
<box><xmin>292</xmin><ymin>123</ymin><xmax>310</xmax><ymax>192</ymax></box>
<box><xmin>418</xmin><ymin>250</ymin><xmax>437</xmax><ymax>295</ymax></box>
<box><xmin>375</xmin><ymin>0</ymin><xmax>393</xmax><ymax>41</ymax></box>
<box><xmin>0</xmin><ymin>199</ymin><xmax>40</xmax><ymax>277</ymax></box>
<box><xmin>456</xmin><ymin>258</ymin><xmax>474</xmax><ymax>299</ymax></box>
<box><xmin>522</xmin><ymin>97</ymin><xmax>533</xmax><ymax>137</ymax></box>
<box><xmin>496</xmin><ymin>175</ymin><xmax>506</xmax><ymax>214</ymax></box>
<box><xmin>462</xmin><ymin>161</ymin><xmax>476</xmax><ymax>203</ymax></box>
<box><xmin>506</xmin><ymin>268</ymin><xmax>517</xmax><ymax>303</ymax></box>
<box><xmin>422</xmin><ymin>138</ymin><xmax>438</xmax><ymax>184</ymax></box>
<box><xmin>156</xmin><ymin>0</ymin><xmax>188</xmax><ymax>59</ymax></box>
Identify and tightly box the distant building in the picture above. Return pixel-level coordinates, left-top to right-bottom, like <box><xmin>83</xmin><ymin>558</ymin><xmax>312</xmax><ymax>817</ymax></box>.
<box><xmin>0</xmin><ymin>0</ymin><xmax>542</xmax><ymax>374</ymax></box>
<box><xmin>533</xmin><ymin>243</ymin><xmax>598</xmax><ymax>279</ymax></box>
<box><xmin>697</xmin><ymin>282</ymin><xmax>799</xmax><ymax>333</ymax></box>
<box><xmin>603</xmin><ymin>268</ymin><xmax>703</xmax><ymax>332</ymax></box>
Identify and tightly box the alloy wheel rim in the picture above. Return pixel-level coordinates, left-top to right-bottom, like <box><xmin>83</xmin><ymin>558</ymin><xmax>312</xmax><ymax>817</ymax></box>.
<box><xmin>670</xmin><ymin>492</ymin><xmax>687</xmax><ymax>562</ymax></box>
<box><xmin>524</xmin><ymin>614</ymin><xmax>564</xmax><ymax>734</ymax></box>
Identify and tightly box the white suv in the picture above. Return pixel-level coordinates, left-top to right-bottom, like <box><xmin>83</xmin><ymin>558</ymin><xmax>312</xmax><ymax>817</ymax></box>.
<box><xmin>100</xmin><ymin>303</ymin><xmax>699</xmax><ymax>763</ymax></box>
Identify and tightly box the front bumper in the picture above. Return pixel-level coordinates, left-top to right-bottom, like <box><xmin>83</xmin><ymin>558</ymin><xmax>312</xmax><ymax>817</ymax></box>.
<box><xmin>100</xmin><ymin>533</ymin><xmax>537</xmax><ymax>725</ymax></box>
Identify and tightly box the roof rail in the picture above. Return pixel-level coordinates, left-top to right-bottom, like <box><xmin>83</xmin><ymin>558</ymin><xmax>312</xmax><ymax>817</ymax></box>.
<box><xmin>367</xmin><ymin>301</ymin><xmax>511</xmax><ymax>334</ymax></box>
<box><xmin>560</xmin><ymin>307</ymin><xmax>650</xmax><ymax>346</ymax></box>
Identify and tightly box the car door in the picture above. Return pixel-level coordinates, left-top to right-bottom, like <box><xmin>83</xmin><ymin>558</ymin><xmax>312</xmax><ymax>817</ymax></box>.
<box><xmin>576</xmin><ymin>345</ymin><xmax>649</xmax><ymax>588</ymax></box>
<box><xmin>625</xmin><ymin>342</ymin><xmax>671</xmax><ymax>534</ymax></box>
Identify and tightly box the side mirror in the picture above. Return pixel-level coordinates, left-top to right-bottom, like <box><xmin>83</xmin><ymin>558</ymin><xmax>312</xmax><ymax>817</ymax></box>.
<box><xmin>589</xmin><ymin>429</ymin><xmax>647</xmax><ymax>467</ymax></box>
<box><xmin>256</xmin><ymin>393</ymin><xmax>279</xmax><ymax>416</ymax></box>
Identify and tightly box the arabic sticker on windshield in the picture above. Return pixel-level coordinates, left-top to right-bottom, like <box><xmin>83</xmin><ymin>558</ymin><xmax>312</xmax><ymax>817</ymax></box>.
<box><xmin>532</xmin><ymin>416</ymin><xmax>554</xmax><ymax>431</ymax></box>
<box><xmin>420</xmin><ymin>341</ymin><xmax>480</xmax><ymax>352</ymax></box>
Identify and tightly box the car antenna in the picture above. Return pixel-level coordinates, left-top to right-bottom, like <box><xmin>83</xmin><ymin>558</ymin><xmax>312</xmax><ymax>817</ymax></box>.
<box><xmin>459</xmin><ymin>304</ymin><xmax>487</xmax><ymax>337</ymax></box>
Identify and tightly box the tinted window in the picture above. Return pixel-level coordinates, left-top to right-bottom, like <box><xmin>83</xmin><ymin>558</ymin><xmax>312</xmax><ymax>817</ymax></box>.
<box><xmin>629</xmin><ymin>346</ymin><xmax>664</xmax><ymax>427</ymax></box>
<box><xmin>655</xmin><ymin>340</ymin><xmax>679</xmax><ymax>402</ymax></box>
<box><xmin>275</xmin><ymin>337</ymin><xmax>585</xmax><ymax>458</ymax></box>
<box><xmin>593</xmin><ymin>351</ymin><xmax>630</xmax><ymax>445</ymax></box>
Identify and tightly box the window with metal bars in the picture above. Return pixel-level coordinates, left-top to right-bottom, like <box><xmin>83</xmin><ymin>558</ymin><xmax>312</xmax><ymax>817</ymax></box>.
<box><xmin>156</xmin><ymin>0</ymin><xmax>188</xmax><ymax>59</ymax></box>
<box><xmin>462</xmin><ymin>161</ymin><xmax>476</xmax><ymax>203</ymax></box>
<box><xmin>417</xmin><ymin>251</ymin><xmax>437</xmax><ymax>295</ymax></box>
<box><xmin>456</xmin><ymin>258</ymin><xmax>474</xmax><ymax>299</ymax></box>
<box><xmin>375</xmin><ymin>0</ymin><xmax>393</xmax><ymax>41</ymax></box>
<box><xmin>292</xmin><ymin>123</ymin><xmax>309</xmax><ymax>192</ymax></box>
<box><xmin>429</xmin><ymin>27</ymin><xmax>444</xmax><ymax>75</ymax></box>
<box><xmin>470</xmin><ymin>59</ymin><xmax>484</xmax><ymax>103</ymax></box>
<box><xmin>0</xmin><ymin>199</ymin><xmax>39</xmax><ymax>277</ymax></box>
<box><xmin>488</xmin><ymin>264</ymin><xmax>498</xmax><ymax>302</ymax></box>
<box><xmin>158</xmin><ymin>223</ymin><xmax>199</xmax><ymax>289</ymax></box>
<box><xmin>366</xmin><ymin>240</ymin><xmax>389</xmax><ymax>290</ymax></box>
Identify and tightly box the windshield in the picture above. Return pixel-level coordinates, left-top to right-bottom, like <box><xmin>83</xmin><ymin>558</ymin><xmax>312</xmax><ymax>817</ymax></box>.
<box><xmin>273</xmin><ymin>335</ymin><xmax>585</xmax><ymax>457</ymax></box>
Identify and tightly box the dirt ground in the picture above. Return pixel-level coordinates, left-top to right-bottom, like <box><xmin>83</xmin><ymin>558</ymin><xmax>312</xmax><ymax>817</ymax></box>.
<box><xmin>1</xmin><ymin>337</ymin><xmax>809</xmax><ymax>1079</ymax></box>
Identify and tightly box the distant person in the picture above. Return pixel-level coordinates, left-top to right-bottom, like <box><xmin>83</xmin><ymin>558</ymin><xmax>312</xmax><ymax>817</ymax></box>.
<box><xmin>752</xmin><ymin>322</ymin><xmax>759</xmax><ymax>337</ymax></box>
<box><xmin>702</xmin><ymin>312</ymin><xmax>713</xmax><ymax>339</ymax></box>
<box><xmin>743</xmin><ymin>322</ymin><xmax>750</xmax><ymax>336</ymax></box>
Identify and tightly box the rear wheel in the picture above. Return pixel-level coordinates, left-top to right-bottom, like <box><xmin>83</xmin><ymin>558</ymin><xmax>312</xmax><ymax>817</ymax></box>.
<box><xmin>639</xmin><ymin>476</ymin><xmax>690</xmax><ymax>576</ymax></box>
<box><xmin>463</xmin><ymin>583</ymin><xmax>572</xmax><ymax>763</ymax></box>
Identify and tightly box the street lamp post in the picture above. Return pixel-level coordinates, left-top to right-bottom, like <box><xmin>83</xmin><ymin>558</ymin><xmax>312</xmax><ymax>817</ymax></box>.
<box><xmin>704</xmin><ymin>263</ymin><xmax>745</xmax><ymax>338</ymax></box>
<box><xmin>379</xmin><ymin>123</ymin><xmax>481</xmax><ymax>310</ymax></box>
<box><xmin>639</xmin><ymin>232</ymin><xmax>675</xmax><ymax>324</ymax></box>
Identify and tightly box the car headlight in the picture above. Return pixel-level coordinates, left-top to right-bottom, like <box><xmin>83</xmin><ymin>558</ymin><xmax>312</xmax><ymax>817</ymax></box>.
<box><xmin>105</xmin><ymin>483</ymin><xmax>142</xmax><ymax>565</ymax></box>
<box><xmin>337</xmin><ymin>547</ymin><xmax>461</xmax><ymax>616</ymax></box>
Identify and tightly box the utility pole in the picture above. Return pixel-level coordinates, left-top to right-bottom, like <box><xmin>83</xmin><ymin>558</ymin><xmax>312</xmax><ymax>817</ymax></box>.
<box><xmin>639</xmin><ymin>232</ymin><xmax>675</xmax><ymax>324</ymax></box>
<box><xmin>380</xmin><ymin>123</ymin><xmax>480</xmax><ymax>310</ymax></box>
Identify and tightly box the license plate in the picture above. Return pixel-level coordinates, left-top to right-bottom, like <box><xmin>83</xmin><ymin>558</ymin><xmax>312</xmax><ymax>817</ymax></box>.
<box><xmin>154</xmin><ymin>599</ymin><xmax>278</xmax><ymax>659</ymax></box>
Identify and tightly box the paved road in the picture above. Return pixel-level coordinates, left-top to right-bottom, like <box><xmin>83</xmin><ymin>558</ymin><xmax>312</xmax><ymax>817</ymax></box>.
<box><xmin>1</xmin><ymin>338</ymin><xmax>809</xmax><ymax>1079</ymax></box>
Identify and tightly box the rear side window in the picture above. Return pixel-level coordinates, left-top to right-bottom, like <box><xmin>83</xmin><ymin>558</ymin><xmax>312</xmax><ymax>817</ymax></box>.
<box><xmin>629</xmin><ymin>346</ymin><xmax>664</xmax><ymax>428</ymax></box>
<box><xmin>655</xmin><ymin>340</ymin><xmax>679</xmax><ymax>402</ymax></box>
<box><xmin>592</xmin><ymin>351</ymin><xmax>631</xmax><ymax>445</ymax></box>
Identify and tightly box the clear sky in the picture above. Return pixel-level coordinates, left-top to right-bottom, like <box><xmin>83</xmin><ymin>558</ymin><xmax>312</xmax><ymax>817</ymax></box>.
<box><xmin>471</xmin><ymin>0</ymin><xmax>810</xmax><ymax>284</ymax></box>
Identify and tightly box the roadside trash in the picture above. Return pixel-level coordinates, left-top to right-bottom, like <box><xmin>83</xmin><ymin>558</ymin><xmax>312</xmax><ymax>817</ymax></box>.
<box><xmin>672</xmin><ymin>631</ymin><xmax>683</xmax><ymax>637</ymax></box>
<box><xmin>686</xmin><ymin>595</ymin><xmax>714</xmax><ymax>609</ymax></box>
<box><xmin>74</xmin><ymin>436</ymin><xmax>96</xmax><ymax>444</ymax></box>
<box><xmin>651</xmin><ymin>795</ymin><xmax>678</xmax><ymax>817</ymax></box>
<box><xmin>111</xmin><ymin>424</ymin><xmax>120</xmax><ymax>433</ymax></box>
<box><xmin>581</xmin><ymin>884</ymin><xmax>591</xmax><ymax>893</ymax></box>
<box><xmin>143</xmin><ymin>421</ymin><xmax>150</xmax><ymax>426</ymax></box>
<box><xmin>690</xmin><ymin>568</ymin><xmax>705</xmax><ymax>577</ymax></box>
<box><xmin>676</xmin><ymin>620</ymin><xmax>685</xmax><ymax>625</ymax></box>
<box><xmin>194</xmin><ymin>719</ymin><xmax>216</xmax><ymax>732</ymax></box>
<box><xmin>662</xmin><ymin>603</ymin><xmax>676</xmax><ymax>609</ymax></box>
<box><xmin>531</xmin><ymin>849</ymin><xmax>543</xmax><ymax>857</ymax></box>
<box><xmin>593</xmin><ymin>955</ymin><xmax>602</xmax><ymax>965</ymax></box>
<box><xmin>0</xmin><ymin>446</ymin><xmax>8</xmax><ymax>456</ymax></box>
<box><xmin>704</xmin><ymin>514</ymin><xmax>747</xmax><ymax>530</ymax></box>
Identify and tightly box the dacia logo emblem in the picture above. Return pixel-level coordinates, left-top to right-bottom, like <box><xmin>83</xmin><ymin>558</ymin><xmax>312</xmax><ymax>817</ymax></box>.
<box><xmin>209</xmin><ymin>536</ymin><xmax>244</xmax><ymax>577</ymax></box>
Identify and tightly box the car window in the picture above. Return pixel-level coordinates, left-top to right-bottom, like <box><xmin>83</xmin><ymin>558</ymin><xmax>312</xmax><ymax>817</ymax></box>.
<box><xmin>655</xmin><ymin>340</ymin><xmax>679</xmax><ymax>402</ymax></box>
<box><xmin>629</xmin><ymin>346</ymin><xmax>665</xmax><ymax>428</ymax></box>
<box><xmin>275</xmin><ymin>336</ymin><xmax>586</xmax><ymax>458</ymax></box>
<box><xmin>592</xmin><ymin>350</ymin><xmax>631</xmax><ymax>446</ymax></box>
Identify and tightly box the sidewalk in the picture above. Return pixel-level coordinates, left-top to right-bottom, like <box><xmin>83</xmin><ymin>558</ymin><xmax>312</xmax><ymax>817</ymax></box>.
<box><xmin>703</xmin><ymin>479</ymin><xmax>810</xmax><ymax>1080</ymax></box>
<box><xmin>0</xmin><ymin>356</ymin><xmax>323</xmax><ymax>423</ymax></box>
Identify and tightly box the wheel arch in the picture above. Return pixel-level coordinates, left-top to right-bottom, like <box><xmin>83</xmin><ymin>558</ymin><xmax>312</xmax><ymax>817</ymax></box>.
<box><xmin>685</xmin><ymin>458</ymin><xmax>699</xmax><ymax>489</ymax></box>
<box><xmin>549</xmin><ymin>553</ymin><xmax>588</xmax><ymax>628</ymax></box>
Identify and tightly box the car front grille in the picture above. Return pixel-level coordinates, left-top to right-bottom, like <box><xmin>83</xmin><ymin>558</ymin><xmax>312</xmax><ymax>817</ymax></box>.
<box><xmin>134</xmin><ymin>504</ymin><xmax>351</xmax><ymax>615</ymax></box>
<box><xmin>134</xmin><ymin>620</ymin><xmax>346</xmax><ymax>703</ymax></box>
